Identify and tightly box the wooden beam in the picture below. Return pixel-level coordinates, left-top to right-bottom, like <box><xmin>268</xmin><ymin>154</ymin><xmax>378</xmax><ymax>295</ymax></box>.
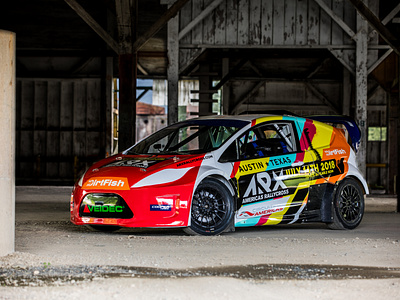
<box><xmin>348</xmin><ymin>0</ymin><xmax>400</xmax><ymax>56</ymax></box>
<box><xmin>133</xmin><ymin>0</ymin><xmax>190</xmax><ymax>53</ymax></box>
<box><xmin>214</xmin><ymin>58</ymin><xmax>248</xmax><ymax>90</ymax></box>
<box><xmin>304</xmin><ymin>82</ymin><xmax>340</xmax><ymax>114</ymax></box>
<box><xmin>355</xmin><ymin>8</ymin><xmax>368</xmax><ymax>178</ymax></box>
<box><xmin>328</xmin><ymin>49</ymin><xmax>355</xmax><ymax>75</ymax></box>
<box><xmin>313</xmin><ymin>0</ymin><xmax>356</xmax><ymax>39</ymax></box>
<box><xmin>115</xmin><ymin>0</ymin><xmax>133</xmax><ymax>54</ymax></box>
<box><xmin>178</xmin><ymin>0</ymin><xmax>224</xmax><ymax>40</ymax></box>
<box><xmin>368</xmin><ymin>49</ymin><xmax>393</xmax><ymax>75</ymax></box>
<box><xmin>64</xmin><ymin>0</ymin><xmax>120</xmax><ymax>54</ymax></box>
<box><xmin>231</xmin><ymin>81</ymin><xmax>265</xmax><ymax>115</ymax></box>
<box><xmin>382</xmin><ymin>2</ymin><xmax>400</xmax><ymax>25</ymax></box>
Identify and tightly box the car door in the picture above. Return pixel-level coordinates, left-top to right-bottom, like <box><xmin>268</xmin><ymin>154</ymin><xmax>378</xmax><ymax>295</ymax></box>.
<box><xmin>231</xmin><ymin>120</ymin><xmax>313</xmax><ymax>227</ymax></box>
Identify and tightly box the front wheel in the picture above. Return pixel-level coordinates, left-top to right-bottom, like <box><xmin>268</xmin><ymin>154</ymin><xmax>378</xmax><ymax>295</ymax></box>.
<box><xmin>328</xmin><ymin>178</ymin><xmax>364</xmax><ymax>230</ymax></box>
<box><xmin>184</xmin><ymin>179</ymin><xmax>234</xmax><ymax>236</ymax></box>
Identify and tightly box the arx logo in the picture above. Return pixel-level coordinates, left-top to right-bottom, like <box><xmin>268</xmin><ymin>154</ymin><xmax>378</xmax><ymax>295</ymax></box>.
<box><xmin>243</xmin><ymin>169</ymin><xmax>287</xmax><ymax>197</ymax></box>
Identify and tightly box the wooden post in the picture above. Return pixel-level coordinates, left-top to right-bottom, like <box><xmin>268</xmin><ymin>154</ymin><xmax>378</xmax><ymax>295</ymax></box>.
<box><xmin>222</xmin><ymin>57</ymin><xmax>230</xmax><ymax>115</ymax></box>
<box><xmin>0</xmin><ymin>30</ymin><xmax>15</xmax><ymax>256</ymax></box>
<box><xmin>118</xmin><ymin>54</ymin><xmax>137</xmax><ymax>150</ymax></box>
<box><xmin>115</xmin><ymin>0</ymin><xmax>138</xmax><ymax>150</ymax></box>
<box><xmin>167</xmin><ymin>2</ymin><xmax>179</xmax><ymax>125</ymax></box>
<box><xmin>355</xmin><ymin>6</ymin><xmax>368</xmax><ymax>178</ymax></box>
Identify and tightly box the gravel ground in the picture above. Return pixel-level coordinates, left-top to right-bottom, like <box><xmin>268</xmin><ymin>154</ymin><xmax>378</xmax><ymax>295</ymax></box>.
<box><xmin>0</xmin><ymin>187</ymin><xmax>399</xmax><ymax>299</ymax></box>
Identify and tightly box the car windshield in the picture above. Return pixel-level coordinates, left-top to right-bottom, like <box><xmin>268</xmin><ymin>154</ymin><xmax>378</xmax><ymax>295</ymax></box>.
<box><xmin>126</xmin><ymin>120</ymin><xmax>246</xmax><ymax>155</ymax></box>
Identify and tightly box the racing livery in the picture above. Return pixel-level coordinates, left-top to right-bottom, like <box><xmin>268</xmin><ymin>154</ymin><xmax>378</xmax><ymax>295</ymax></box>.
<box><xmin>71</xmin><ymin>114</ymin><xmax>368</xmax><ymax>235</ymax></box>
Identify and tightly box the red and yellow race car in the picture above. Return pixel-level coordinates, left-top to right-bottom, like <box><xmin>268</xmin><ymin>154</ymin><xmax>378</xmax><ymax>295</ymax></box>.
<box><xmin>70</xmin><ymin>114</ymin><xmax>368</xmax><ymax>235</ymax></box>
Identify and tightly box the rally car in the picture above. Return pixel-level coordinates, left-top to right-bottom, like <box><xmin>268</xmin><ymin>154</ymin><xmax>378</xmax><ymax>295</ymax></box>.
<box><xmin>70</xmin><ymin>114</ymin><xmax>368</xmax><ymax>235</ymax></box>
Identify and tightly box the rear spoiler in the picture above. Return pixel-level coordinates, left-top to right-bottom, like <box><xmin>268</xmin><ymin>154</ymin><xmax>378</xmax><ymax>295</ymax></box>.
<box><xmin>307</xmin><ymin>115</ymin><xmax>361</xmax><ymax>153</ymax></box>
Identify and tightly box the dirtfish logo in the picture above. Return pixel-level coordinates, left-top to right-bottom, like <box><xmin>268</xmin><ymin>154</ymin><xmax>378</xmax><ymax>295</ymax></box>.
<box><xmin>83</xmin><ymin>177</ymin><xmax>130</xmax><ymax>190</ymax></box>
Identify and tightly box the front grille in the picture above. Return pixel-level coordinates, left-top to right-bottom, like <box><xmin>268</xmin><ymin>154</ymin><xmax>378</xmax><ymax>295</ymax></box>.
<box><xmin>79</xmin><ymin>193</ymin><xmax>133</xmax><ymax>219</ymax></box>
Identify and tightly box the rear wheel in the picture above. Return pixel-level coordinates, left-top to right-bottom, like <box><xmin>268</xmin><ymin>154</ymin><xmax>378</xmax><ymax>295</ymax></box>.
<box><xmin>328</xmin><ymin>178</ymin><xmax>364</xmax><ymax>230</ymax></box>
<box><xmin>184</xmin><ymin>179</ymin><xmax>233</xmax><ymax>236</ymax></box>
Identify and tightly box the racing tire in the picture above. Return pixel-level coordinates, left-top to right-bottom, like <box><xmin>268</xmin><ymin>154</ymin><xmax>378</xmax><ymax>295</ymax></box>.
<box><xmin>184</xmin><ymin>178</ymin><xmax>234</xmax><ymax>236</ymax></box>
<box><xmin>328</xmin><ymin>178</ymin><xmax>364</xmax><ymax>230</ymax></box>
<box><xmin>88</xmin><ymin>225</ymin><xmax>121</xmax><ymax>232</ymax></box>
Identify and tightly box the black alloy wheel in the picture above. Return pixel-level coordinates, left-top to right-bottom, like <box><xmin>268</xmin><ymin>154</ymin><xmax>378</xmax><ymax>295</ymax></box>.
<box><xmin>184</xmin><ymin>178</ymin><xmax>233</xmax><ymax>236</ymax></box>
<box><xmin>328</xmin><ymin>178</ymin><xmax>364</xmax><ymax>230</ymax></box>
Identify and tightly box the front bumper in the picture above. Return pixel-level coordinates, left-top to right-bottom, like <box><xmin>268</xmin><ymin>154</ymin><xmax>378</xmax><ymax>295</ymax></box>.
<box><xmin>70</xmin><ymin>183</ymin><xmax>192</xmax><ymax>228</ymax></box>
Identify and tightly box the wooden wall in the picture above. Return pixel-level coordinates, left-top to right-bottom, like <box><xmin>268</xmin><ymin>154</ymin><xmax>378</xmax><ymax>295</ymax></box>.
<box><xmin>179</xmin><ymin>0</ymin><xmax>356</xmax><ymax>68</ymax></box>
<box><xmin>16</xmin><ymin>79</ymin><xmax>106</xmax><ymax>185</ymax></box>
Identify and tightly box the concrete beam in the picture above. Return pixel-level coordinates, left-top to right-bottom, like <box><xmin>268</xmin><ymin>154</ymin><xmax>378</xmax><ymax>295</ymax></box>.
<box><xmin>0</xmin><ymin>30</ymin><xmax>16</xmax><ymax>256</ymax></box>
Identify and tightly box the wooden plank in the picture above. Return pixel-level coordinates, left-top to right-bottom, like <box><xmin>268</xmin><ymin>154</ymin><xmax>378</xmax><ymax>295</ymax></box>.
<box><xmin>20</xmin><ymin>81</ymin><xmax>34</xmax><ymax>129</ymax></box>
<box><xmin>64</xmin><ymin>0</ymin><xmax>120</xmax><ymax>54</ymax></box>
<box><xmin>179</xmin><ymin>0</ymin><xmax>224</xmax><ymax>40</ymax></box>
<box><xmin>46</xmin><ymin>131</ymin><xmax>60</xmax><ymax>178</ymax></box>
<box><xmin>332</xmin><ymin>0</ymin><xmax>344</xmax><ymax>45</ymax></box>
<box><xmin>295</xmin><ymin>0</ymin><xmax>307</xmax><ymax>45</ymax></box>
<box><xmin>59</xmin><ymin>131</ymin><xmax>73</xmax><ymax>174</ymax></box>
<box><xmin>226</xmin><ymin>0</ymin><xmax>238</xmax><ymax>45</ymax></box>
<box><xmin>86</xmin><ymin>80</ymin><xmax>101</xmax><ymax>129</ymax></box>
<box><xmin>179</xmin><ymin>0</ymin><xmax>193</xmax><ymax>44</ymax></box>
<box><xmin>214</xmin><ymin>0</ymin><xmax>226</xmax><ymax>45</ymax></box>
<box><xmin>34</xmin><ymin>81</ymin><xmax>47</xmax><ymax>129</ymax></box>
<box><xmin>273</xmin><ymin>0</ymin><xmax>284</xmax><ymax>44</ymax></box>
<box><xmin>261</xmin><ymin>0</ymin><xmax>273</xmax><ymax>45</ymax></box>
<box><xmin>60</xmin><ymin>81</ymin><xmax>73</xmax><ymax>129</ymax></box>
<box><xmin>249</xmin><ymin>0</ymin><xmax>261</xmax><ymax>45</ymax></box>
<box><xmin>319</xmin><ymin>0</ymin><xmax>332</xmax><ymax>45</ymax></box>
<box><xmin>47</xmin><ymin>81</ymin><xmax>60</xmax><ymax>129</ymax></box>
<box><xmin>203</xmin><ymin>0</ymin><xmax>215</xmax><ymax>44</ymax></box>
<box><xmin>308</xmin><ymin>0</ymin><xmax>320</xmax><ymax>45</ymax></box>
<box><xmin>238</xmin><ymin>0</ymin><xmax>249</xmax><ymax>45</ymax></box>
<box><xmin>192</xmin><ymin>0</ymin><xmax>203</xmax><ymax>44</ymax></box>
<box><xmin>314</xmin><ymin>0</ymin><xmax>355</xmax><ymax>40</ymax></box>
<box><xmin>343</xmin><ymin>0</ymin><xmax>356</xmax><ymax>44</ymax></box>
<box><xmin>284</xmin><ymin>0</ymin><xmax>296</xmax><ymax>45</ymax></box>
<box><xmin>73</xmin><ymin>81</ymin><xmax>87</xmax><ymax>130</ymax></box>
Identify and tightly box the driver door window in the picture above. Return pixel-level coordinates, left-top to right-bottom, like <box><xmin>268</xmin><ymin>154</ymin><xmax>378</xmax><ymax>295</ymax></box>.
<box><xmin>239</xmin><ymin>122</ymin><xmax>297</xmax><ymax>160</ymax></box>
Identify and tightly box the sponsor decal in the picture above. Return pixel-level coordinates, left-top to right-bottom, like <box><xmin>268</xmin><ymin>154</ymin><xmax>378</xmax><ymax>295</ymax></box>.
<box><xmin>285</xmin><ymin>159</ymin><xmax>337</xmax><ymax>177</ymax></box>
<box><xmin>268</xmin><ymin>156</ymin><xmax>291</xmax><ymax>167</ymax></box>
<box><xmin>240</xmin><ymin>169</ymin><xmax>289</xmax><ymax>204</ymax></box>
<box><xmin>238</xmin><ymin>161</ymin><xmax>265</xmax><ymax>173</ymax></box>
<box><xmin>84</xmin><ymin>205</ymin><xmax>125</xmax><ymax>213</ymax></box>
<box><xmin>238</xmin><ymin>207</ymin><xmax>284</xmax><ymax>218</ymax></box>
<box><xmin>176</xmin><ymin>155</ymin><xmax>213</xmax><ymax>167</ymax></box>
<box><xmin>102</xmin><ymin>157</ymin><xmax>167</xmax><ymax>169</ymax></box>
<box><xmin>83</xmin><ymin>177</ymin><xmax>130</xmax><ymax>190</ymax></box>
<box><xmin>324</xmin><ymin>149</ymin><xmax>346</xmax><ymax>156</ymax></box>
<box><xmin>150</xmin><ymin>204</ymin><xmax>172</xmax><ymax>211</ymax></box>
<box><xmin>242</xmin><ymin>189</ymin><xmax>289</xmax><ymax>204</ymax></box>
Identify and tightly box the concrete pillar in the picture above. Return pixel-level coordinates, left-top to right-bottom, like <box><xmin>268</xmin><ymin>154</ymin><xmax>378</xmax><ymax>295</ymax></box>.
<box><xmin>0</xmin><ymin>30</ymin><xmax>16</xmax><ymax>256</ymax></box>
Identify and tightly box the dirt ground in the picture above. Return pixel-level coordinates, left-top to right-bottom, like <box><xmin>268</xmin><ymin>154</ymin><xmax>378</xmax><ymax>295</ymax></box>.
<box><xmin>0</xmin><ymin>186</ymin><xmax>399</xmax><ymax>299</ymax></box>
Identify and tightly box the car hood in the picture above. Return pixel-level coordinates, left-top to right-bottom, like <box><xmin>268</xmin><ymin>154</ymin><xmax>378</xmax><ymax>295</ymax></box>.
<box><xmin>80</xmin><ymin>154</ymin><xmax>206</xmax><ymax>189</ymax></box>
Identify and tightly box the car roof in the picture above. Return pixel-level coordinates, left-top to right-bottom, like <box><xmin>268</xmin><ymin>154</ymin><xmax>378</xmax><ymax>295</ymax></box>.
<box><xmin>193</xmin><ymin>114</ymin><xmax>289</xmax><ymax>122</ymax></box>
